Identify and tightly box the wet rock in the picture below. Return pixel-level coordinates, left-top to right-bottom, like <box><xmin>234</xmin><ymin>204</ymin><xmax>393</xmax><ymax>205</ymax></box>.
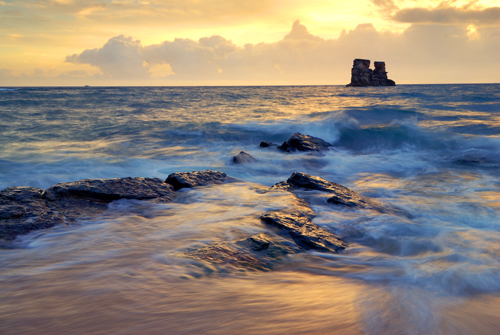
<box><xmin>43</xmin><ymin>177</ymin><xmax>174</xmax><ymax>203</ymax></box>
<box><xmin>166</xmin><ymin>170</ymin><xmax>229</xmax><ymax>191</ymax></box>
<box><xmin>0</xmin><ymin>186</ymin><xmax>65</xmax><ymax>241</ymax></box>
<box><xmin>231</xmin><ymin>151</ymin><xmax>257</xmax><ymax>165</ymax></box>
<box><xmin>186</xmin><ymin>233</ymin><xmax>301</xmax><ymax>271</ymax></box>
<box><xmin>260</xmin><ymin>212</ymin><xmax>347</xmax><ymax>253</ymax></box>
<box><xmin>278</xmin><ymin>132</ymin><xmax>332</xmax><ymax>153</ymax></box>
<box><xmin>1</xmin><ymin>178</ymin><xmax>176</xmax><ymax>242</ymax></box>
<box><xmin>269</xmin><ymin>181</ymin><xmax>296</xmax><ymax>192</ymax></box>
<box><xmin>285</xmin><ymin>172</ymin><xmax>410</xmax><ymax>217</ymax></box>
<box><xmin>346</xmin><ymin>59</ymin><xmax>396</xmax><ymax>87</ymax></box>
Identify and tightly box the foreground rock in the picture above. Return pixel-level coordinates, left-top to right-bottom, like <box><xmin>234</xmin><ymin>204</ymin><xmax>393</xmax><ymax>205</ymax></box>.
<box><xmin>1</xmin><ymin>177</ymin><xmax>176</xmax><ymax>242</ymax></box>
<box><xmin>346</xmin><ymin>59</ymin><xmax>396</xmax><ymax>87</ymax></box>
<box><xmin>166</xmin><ymin>170</ymin><xmax>229</xmax><ymax>191</ymax></box>
<box><xmin>231</xmin><ymin>151</ymin><xmax>257</xmax><ymax>165</ymax></box>
<box><xmin>278</xmin><ymin>133</ymin><xmax>332</xmax><ymax>153</ymax></box>
<box><xmin>0</xmin><ymin>187</ymin><xmax>65</xmax><ymax>241</ymax></box>
<box><xmin>260</xmin><ymin>212</ymin><xmax>347</xmax><ymax>253</ymax></box>
<box><xmin>43</xmin><ymin>177</ymin><xmax>174</xmax><ymax>203</ymax></box>
<box><xmin>186</xmin><ymin>233</ymin><xmax>302</xmax><ymax>271</ymax></box>
<box><xmin>273</xmin><ymin>172</ymin><xmax>410</xmax><ymax>217</ymax></box>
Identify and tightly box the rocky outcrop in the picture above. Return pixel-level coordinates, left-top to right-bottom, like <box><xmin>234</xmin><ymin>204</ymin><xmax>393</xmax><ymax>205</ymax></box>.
<box><xmin>278</xmin><ymin>133</ymin><xmax>332</xmax><ymax>153</ymax></box>
<box><xmin>43</xmin><ymin>177</ymin><xmax>174</xmax><ymax>203</ymax></box>
<box><xmin>346</xmin><ymin>59</ymin><xmax>396</xmax><ymax>87</ymax></box>
<box><xmin>186</xmin><ymin>233</ymin><xmax>302</xmax><ymax>271</ymax></box>
<box><xmin>231</xmin><ymin>151</ymin><xmax>256</xmax><ymax>165</ymax></box>
<box><xmin>1</xmin><ymin>177</ymin><xmax>176</xmax><ymax>241</ymax></box>
<box><xmin>260</xmin><ymin>212</ymin><xmax>347</xmax><ymax>253</ymax></box>
<box><xmin>166</xmin><ymin>170</ymin><xmax>229</xmax><ymax>191</ymax></box>
<box><xmin>272</xmin><ymin>172</ymin><xmax>410</xmax><ymax>217</ymax></box>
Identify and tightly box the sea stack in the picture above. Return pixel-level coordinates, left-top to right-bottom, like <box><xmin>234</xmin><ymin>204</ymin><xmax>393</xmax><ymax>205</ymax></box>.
<box><xmin>346</xmin><ymin>59</ymin><xmax>396</xmax><ymax>87</ymax></box>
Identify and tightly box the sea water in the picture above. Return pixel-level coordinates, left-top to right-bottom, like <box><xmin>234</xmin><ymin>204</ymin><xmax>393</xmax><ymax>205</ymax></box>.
<box><xmin>1</xmin><ymin>85</ymin><xmax>500</xmax><ymax>334</ymax></box>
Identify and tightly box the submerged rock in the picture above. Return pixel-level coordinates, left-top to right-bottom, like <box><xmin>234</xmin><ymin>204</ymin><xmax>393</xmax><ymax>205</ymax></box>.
<box><xmin>260</xmin><ymin>212</ymin><xmax>347</xmax><ymax>253</ymax></box>
<box><xmin>231</xmin><ymin>151</ymin><xmax>257</xmax><ymax>165</ymax></box>
<box><xmin>166</xmin><ymin>170</ymin><xmax>229</xmax><ymax>191</ymax></box>
<box><xmin>278</xmin><ymin>132</ymin><xmax>332</xmax><ymax>153</ymax></box>
<box><xmin>277</xmin><ymin>172</ymin><xmax>410</xmax><ymax>217</ymax></box>
<box><xmin>186</xmin><ymin>233</ymin><xmax>302</xmax><ymax>271</ymax></box>
<box><xmin>259</xmin><ymin>141</ymin><xmax>278</xmax><ymax>148</ymax></box>
<box><xmin>43</xmin><ymin>177</ymin><xmax>174</xmax><ymax>203</ymax></box>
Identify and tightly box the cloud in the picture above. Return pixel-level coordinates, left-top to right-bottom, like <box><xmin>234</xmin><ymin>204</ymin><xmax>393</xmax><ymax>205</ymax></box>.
<box><xmin>370</xmin><ymin>0</ymin><xmax>399</xmax><ymax>14</ymax></box>
<box><xmin>63</xmin><ymin>20</ymin><xmax>500</xmax><ymax>84</ymax></box>
<box><xmin>392</xmin><ymin>5</ymin><xmax>500</xmax><ymax>25</ymax></box>
<box><xmin>66</xmin><ymin>35</ymin><xmax>150</xmax><ymax>79</ymax></box>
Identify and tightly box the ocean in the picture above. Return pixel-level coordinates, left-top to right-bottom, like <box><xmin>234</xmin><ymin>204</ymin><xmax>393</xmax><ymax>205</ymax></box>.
<box><xmin>1</xmin><ymin>84</ymin><xmax>500</xmax><ymax>334</ymax></box>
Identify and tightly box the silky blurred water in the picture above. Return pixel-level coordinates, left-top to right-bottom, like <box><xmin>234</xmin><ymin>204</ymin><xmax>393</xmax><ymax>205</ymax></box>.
<box><xmin>1</xmin><ymin>84</ymin><xmax>500</xmax><ymax>334</ymax></box>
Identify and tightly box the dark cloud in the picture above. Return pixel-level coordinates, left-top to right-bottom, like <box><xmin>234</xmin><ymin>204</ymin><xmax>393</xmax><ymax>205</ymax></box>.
<box><xmin>392</xmin><ymin>6</ymin><xmax>500</xmax><ymax>25</ymax></box>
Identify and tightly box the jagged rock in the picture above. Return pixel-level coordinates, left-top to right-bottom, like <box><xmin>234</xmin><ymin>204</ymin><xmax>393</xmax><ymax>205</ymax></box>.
<box><xmin>231</xmin><ymin>151</ymin><xmax>256</xmax><ymax>165</ymax></box>
<box><xmin>186</xmin><ymin>233</ymin><xmax>301</xmax><ymax>271</ymax></box>
<box><xmin>278</xmin><ymin>132</ymin><xmax>332</xmax><ymax>153</ymax></box>
<box><xmin>166</xmin><ymin>170</ymin><xmax>229</xmax><ymax>191</ymax></box>
<box><xmin>346</xmin><ymin>59</ymin><xmax>396</xmax><ymax>87</ymax></box>
<box><xmin>277</xmin><ymin>172</ymin><xmax>410</xmax><ymax>217</ymax></box>
<box><xmin>260</xmin><ymin>212</ymin><xmax>347</xmax><ymax>253</ymax></box>
<box><xmin>43</xmin><ymin>177</ymin><xmax>174</xmax><ymax>203</ymax></box>
<box><xmin>259</xmin><ymin>141</ymin><xmax>278</xmax><ymax>148</ymax></box>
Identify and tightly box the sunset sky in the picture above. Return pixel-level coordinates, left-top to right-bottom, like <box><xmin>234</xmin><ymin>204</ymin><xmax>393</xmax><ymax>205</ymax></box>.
<box><xmin>1</xmin><ymin>0</ymin><xmax>499</xmax><ymax>85</ymax></box>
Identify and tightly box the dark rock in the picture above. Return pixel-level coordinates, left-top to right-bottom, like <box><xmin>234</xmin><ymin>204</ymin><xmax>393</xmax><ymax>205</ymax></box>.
<box><xmin>260</xmin><ymin>212</ymin><xmax>347</xmax><ymax>253</ymax></box>
<box><xmin>186</xmin><ymin>233</ymin><xmax>301</xmax><ymax>271</ymax></box>
<box><xmin>166</xmin><ymin>170</ymin><xmax>228</xmax><ymax>191</ymax></box>
<box><xmin>286</xmin><ymin>172</ymin><xmax>410</xmax><ymax>217</ymax></box>
<box><xmin>269</xmin><ymin>181</ymin><xmax>296</xmax><ymax>192</ymax></box>
<box><xmin>0</xmin><ymin>186</ymin><xmax>64</xmax><ymax>241</ymax></box>
<box><xmin>1</xmin><ymin>178</ymin><xmax>176</xmax><ymax>242</ymax></box>
<box><xmin>43</xmin><ymin>177</ymin><xmax>174</xmax><ymax>203</ymax></box>
<box><xmin>231</xmin><ymin>151</ymin><xmax>257</xmax><ymax>165</ymax></box>
<box><xmin>278</xmin><ymin>132</ymin><xmax>332</xmax><ymax>153</ymax></box>
<box><xmin>259</xmin><ymin>141</ymin><xmax>278</xmax><ymax>148</ymax></box>
<box><xmin>346</xmin><ymin>59</ymin><xmax>396</xmax><ymax>87</ymax></box>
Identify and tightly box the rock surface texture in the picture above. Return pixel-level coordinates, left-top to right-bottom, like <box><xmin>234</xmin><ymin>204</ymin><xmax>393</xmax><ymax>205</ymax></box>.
<box><xmin>260</xmin><ymin>212</ymin><xmax>347</xmax><ymax>253</ymax></box>
<box><xmin>278</xmin><ymin>133</ymin><xmax>332</xmax><ymax>153</ymax></box>
<box><xmin>346</xmin><ymin>59</ymin><xmax>396</xmax><ymax>87</ymax></box>
<box><xmin>1</xmin><ymin>177</ymin><xmax>176</xmax><ymax>242</ymax></box>
<box><xmin>231</xmin><ymin>151</ymin><xmax>257</xmax><ymax>165</ymax></box>
<box><xmin>166</xmin><ymin>170</ymin><xmax>229</xmax><ymax>191</ymax></box>
<box><xmin>275</xmin><ymin>172</ymin><xmax>410</xmax><ymax>217</ymax></box>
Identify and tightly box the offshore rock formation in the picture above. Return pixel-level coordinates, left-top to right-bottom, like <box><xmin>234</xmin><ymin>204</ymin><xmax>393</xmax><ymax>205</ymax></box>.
<box><xmin>165</xmin><ymin>170</ymin><xmax>230</xmax><ymax>191</ymax></box>
<box><xmin>347</xmin><ymin>59</ymin><xmax>396</xmax><ymax>87</ymax></box>
<box><xmin>278</xmin><ymin>132</ymin><xmax>332</xmax><ymax>152</ymax></box>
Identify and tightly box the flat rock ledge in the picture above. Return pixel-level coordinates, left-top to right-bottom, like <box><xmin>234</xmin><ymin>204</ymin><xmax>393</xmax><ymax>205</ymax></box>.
<box><xmin>166</xmin><ymin>170</ymin><xmax>229</xmax><ymax>191</ymax></box>
<box><xmin>272</xmin><ymin>172</ymin><xmax>410</xmax><ymax>217</ymax></box>
<box><xmin>1</xmin><ymin>172</ymin><xmax>234</xmax><ymax>242</ymax></box>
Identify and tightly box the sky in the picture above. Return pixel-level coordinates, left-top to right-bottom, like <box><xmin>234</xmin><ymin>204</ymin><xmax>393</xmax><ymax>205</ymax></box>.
<box><xmin>0</xmin><ymin>0</ymin><xmax>499</xmax><ymax>86</ymax></box>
